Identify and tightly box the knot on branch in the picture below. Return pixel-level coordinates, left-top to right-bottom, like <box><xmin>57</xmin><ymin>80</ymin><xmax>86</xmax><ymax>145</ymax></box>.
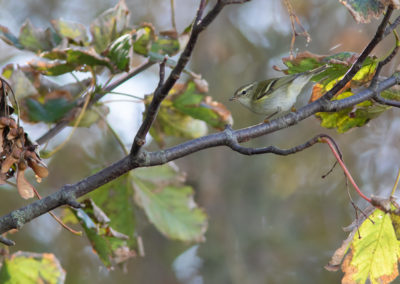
<box><xmin>61</xmin><ymin>185</ymin><xmax>81</xmax><ymax>208</ymax></box>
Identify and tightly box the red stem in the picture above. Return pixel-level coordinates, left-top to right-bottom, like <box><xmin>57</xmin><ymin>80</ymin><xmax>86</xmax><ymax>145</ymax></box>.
<box><xmin>321</xmin><ymin>137</ymin><xmax>371</xmax><ymax>203</ymax></box>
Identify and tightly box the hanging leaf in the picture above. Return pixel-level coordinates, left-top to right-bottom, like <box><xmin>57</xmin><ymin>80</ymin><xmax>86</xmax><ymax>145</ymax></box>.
<box><xmin>90</xmin><ymin>0</ymin><xmax>131</xmax><ymax>53</ymax></box>
<box><xmin>341</xmin><ymin>209</ymin><xmax>400</xmax><ymax>283</ymax></box>
<box><xmin>316</xmin><ymin>91</ymin><xmax>389</xmax><ymax>133</ymax></box>
<box><xmin>89</xmin><ymin>174</ymin><xmax>136</xmax><ymax>248</ymax></box>
<box><xmin>0</xmin><ymin>251</ymin><xmax>65</xmax><ymax>284</ymax></box>
<box><xmin>132</xmin><ymin>163</ymin><xmax>208</xmax><ymax>242</ymax></box>
<box><xmin>73</xmin><ymin>199</ymin><xmax>136</xmax><ymax>268</ymax></box>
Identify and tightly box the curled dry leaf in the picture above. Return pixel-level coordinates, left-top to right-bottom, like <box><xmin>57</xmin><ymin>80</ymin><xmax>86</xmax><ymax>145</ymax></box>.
<box><xmin>27</xmin><ymin>157</ymin><xmax>49</xmax><ymax>179</ymax></box>
<box><xmin>16</xmin><ymin>162</ymin><xmax>35</xmax><ymax>199</ymax></box>
<box><xmin>1</xmin><ymin>147</ymin><xmax>21</xmax><ymax>174</ymax></box>
<box><xmin>25</xmin><ymin>151</ymin><xmax>49</xmax><ymax>178</ymax></box>
<box><xmin>0</xmin><ymin>117</ymin><xmax>17</xmax><ymax>129</ymax></box>
<box><xmin>6</xmin><ymin>127</ymin><xmax>23</xmax><ymax>140</ymax></box>
<box><xmin>202</xmin><ymin>96</ymin><xmax>234</xmax><ymax>126</ymax></box>
<box><xmin>193</xmin><ymin>78</ymin><xmax>209</xmax><ymax>93</ymax></box>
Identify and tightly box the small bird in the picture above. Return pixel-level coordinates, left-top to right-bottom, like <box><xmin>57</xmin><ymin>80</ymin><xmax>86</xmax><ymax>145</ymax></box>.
<box><xmin>230</xmin><ymin>65</ymin><xmax>328</xmax><ymax>119</ymax></box>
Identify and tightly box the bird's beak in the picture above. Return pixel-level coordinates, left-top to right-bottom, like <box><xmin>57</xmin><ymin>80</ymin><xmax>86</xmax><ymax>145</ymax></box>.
<box><xmin>229</xmin><ymin>96</ymin><xmax>237</xmax><ymax>101</ymax></box>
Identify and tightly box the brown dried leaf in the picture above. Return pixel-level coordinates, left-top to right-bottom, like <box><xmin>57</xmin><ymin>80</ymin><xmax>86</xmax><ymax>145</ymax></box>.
<box><xmin>203</xmin><ymin>96</ymin><xmax>233</xmax><ymax>126</ymax></box>
<box><xmin>0</xmin><ymin>117</ymin><xmax>17</xmax><ymax>129</ymax></box>
<box><xmin>325</xmin><ymin>230</ymin><xmax>355</xmax><ymax>271</ymax></box>
<box><xmin>282</xmin><ymin>51</ymin><xmax>327</xmax><ymax>66</ymax></box>
<box><xmin>6</xmin><ymin>127</ymin><xmax>23</xmax><ymax>140</ymax></box>
<box><xmin>25</xmin><ymin>151</ymin><xmax>48</xmax><ymax>178</ymax></box>
<box><xmin>193</xmin><ymin>78</ymin><xmax>209</xmax><ymax>93</ymax></box>
<box><xmin>27</xmin><ymin>158</ymin><xmax>49</xmax><ymax>178</ymax></box>
<box><xmin>159</xmin><ymin>29</ymin><xmax>178</xmax><ymax>39</ymax></box>
<box><xmin>1</xmin><ymin>155</ymin><xmax>18</xmax><ymax>174</ymax></box>
<box><xmin>16</xmin><ymin>164</ymin><xmax>34</xmax><ymax>199</ymax></box>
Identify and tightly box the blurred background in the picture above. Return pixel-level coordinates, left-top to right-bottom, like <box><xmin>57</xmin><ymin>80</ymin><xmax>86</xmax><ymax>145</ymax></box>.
<box><xmin>0</xmin><ymin>0</ymin><xmax>399</xmax><ymax>283</ymax></box>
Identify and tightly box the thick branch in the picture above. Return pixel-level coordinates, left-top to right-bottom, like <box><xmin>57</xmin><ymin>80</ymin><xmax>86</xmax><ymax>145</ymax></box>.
<box><xmin>0</xmin><ymin>75</ymin><xmax>398</xmax><ymax>243</ymax></box>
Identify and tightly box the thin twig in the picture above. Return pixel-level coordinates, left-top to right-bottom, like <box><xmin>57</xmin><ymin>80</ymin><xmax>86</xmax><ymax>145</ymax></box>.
<box><xmin>320</xmin><ymin>5</ymin><xmax>394</xmax><ymax>102</ymax></box>
<box><xmin>170</xmin><ymin>0</ymin><xmax>177</xmax><ymax>31</ymax></box>
<box><xmin>36</xmin><ymin>60</ymin><xmax>155</xmax><ymax>145</ymax></box>
<box><xmin>283</xmin><ymin>0</ymin><xmax>311</xmax><ymax>60</ymax></box>
<box><xmin>31</xmin><ymin>186</ymin><xmax>82</xmax><ymax>236</ymax></box>
<box><xmin>321</xmin><ymin>137</ymin><xmax>371</xmax><ymax>203</ymax></box>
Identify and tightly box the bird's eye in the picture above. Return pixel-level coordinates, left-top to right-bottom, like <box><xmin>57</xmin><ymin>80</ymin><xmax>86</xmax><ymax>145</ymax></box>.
<box><xmin>241</xmin><ymin>90</ymin><xmax>247</xmax><ymax>95</ymax></box>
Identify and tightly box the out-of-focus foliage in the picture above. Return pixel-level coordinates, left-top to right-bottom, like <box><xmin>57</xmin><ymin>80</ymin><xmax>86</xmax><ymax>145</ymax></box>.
<box><xmin>71</xmin><ymin>199</ymin><xmax>135</xmax><ymax>268</ymax></box>
<box><xmin>147</xmin><ymin>81</ymin><xmax>232</xmax><ymax>146</ymax></box>
<box><xmin>0</xmin><ymin>252</ymin><xmax>65</xmax><ymax>284</ymax></box>
<box><xmin>339</xmin><ymin>0</ymin><xmax>400</xmax><ymax>23</ymax></box>
<box><xmin>132</xmin><ymin>163</ymin><xmax>208</xmax><ymax>242</ymax></box>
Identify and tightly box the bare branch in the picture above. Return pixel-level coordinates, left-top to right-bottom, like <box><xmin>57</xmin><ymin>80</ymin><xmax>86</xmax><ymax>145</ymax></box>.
<box><xmin>132</xmin><ymin>58</ymin><xmax>167</xmax><ymax>150</ymax></box>
<box><xmin>226</xmin><ymin>125</ymin><xmax>326</xmax><ymax>155</ymax></box>
<box><xmin>130</xmin><ymin>0</ymin><xmax>227</xmax><ymax>156</ymax></box>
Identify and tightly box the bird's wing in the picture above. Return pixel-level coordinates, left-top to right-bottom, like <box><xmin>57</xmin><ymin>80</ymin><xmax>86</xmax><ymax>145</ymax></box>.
<box><xmin>255</xmin><ymin>75</ymin><xmax>297</xmax><ymax>100</ymax></box>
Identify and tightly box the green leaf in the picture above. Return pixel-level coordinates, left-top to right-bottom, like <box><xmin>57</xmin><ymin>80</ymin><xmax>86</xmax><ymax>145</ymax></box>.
<box><xmin>316</xmin><ymin>91</ymin><xmax>389</xmax><ymax>133</ymax></box>
<box><xmin>339</xmin><ymin>0</ymin><xmax>386</xmax><ymax>23</ymax></box>
<box><xmin>342</xmin><ymin>209</ymin><xmax>400</xmax><ymax>283</ymax></box>
<box><xmin>19</xmin><ymin>20</ymin><xmax>56</xmax><ymax>52</ymax></box>
<box><xmin>73</xmin><ymin>199</ymin><xmax>136</xmax><ymax>268</ymax></box>
<box><xmin>150</xmin><ymin>35</ymin><xmax>180</xmax><ymax>56</ymax></box>
<box><xmin>90</xmin><ymin>0</ymin><xmax>131</xmax><ymax>53</ymax></box>
<box><xmin>172</xmin><ymin>81</ymin><xmax>233</xmax><ymax>129</ymax></box>
<box><xmin>0</xmin><ymin>251</ymin><xmax>65</xmax><ymax>284</ymax></box>
<box><xmin>283</xmin><ymin>51</ymin><xmax>382</xmax><ymax>132</ymax></box>
<box><xmin>107</xmin><ymin>33</ymin><xmax>133</xmax><ymax>71</ymax></box>
<box><xmin>0</xmin><ymin>26</ymin><xmax>23</xmax><ymax>49</ymax></box>
<box><xmin>148</xmin><ymin>97</ymin><xmax>208</xmax><ymax>146</ymax></box>
<box><xmin>51</xmin><ymin>19</ymin><xmax>88</xmax><ymax>43</ymax></box>
<box><xmin>132</xmin><ymin>163</ymin><xmax>208</xmax><ymax>242</ymax></box>
<box><xmin>133</xmin><ymin>26</ymin><xmax>153</xmax><ymax>56</ymax></box>
<box><xmin>89</xmin><ymin>174</ymin><xmax>136</xmax><ymax>248</ymax></box>
<box><xmin>30</xmin><ymin>60</ymin><xmax>78</xmax><ymax>76</ymax></box>
<box><xmin>25</xmin><ymin>98</ymin><xmax>76</xmax><ymax>123</ymax></box>
<box><xmin>31</xmin><ymin>47</ymin><xmax>114</xmax><ymax>75</ymax></box>
<box><xmin>43</xmin><ymin>47</ymin><xmax>113</xmax><ymax>68</ymax></box>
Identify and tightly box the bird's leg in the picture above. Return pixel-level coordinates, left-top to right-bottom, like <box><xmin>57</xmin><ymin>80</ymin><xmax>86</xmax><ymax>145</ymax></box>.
<box><xmin>263</xmin><ymin>110</ymin><xmax>279</xmax><ymax>123</ymax></box>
